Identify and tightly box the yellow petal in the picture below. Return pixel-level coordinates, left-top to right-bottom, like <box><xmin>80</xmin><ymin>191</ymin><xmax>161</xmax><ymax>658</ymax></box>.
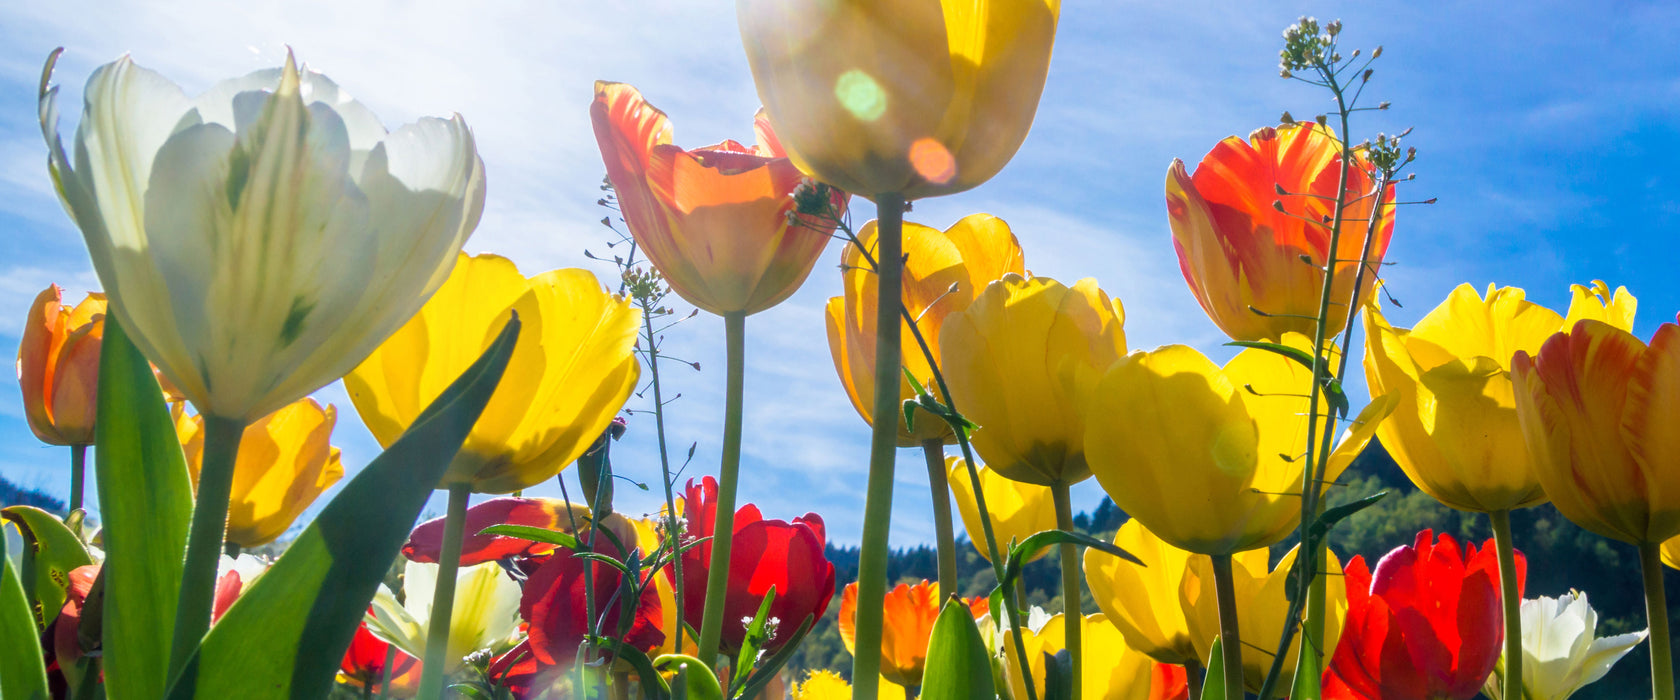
<box><xmin>1083</xmin><ymin>519</ymin><xmax>1198</xmax><ymax>665</ymax></box>
<box><xmin>1563</xmin><ymin>280</ymin><xmax>1637</xmax><ymax>333</ymax></box>
<box><xmin>948</xmin><ymin>457</ymin><xmax>1057</xmax><ymax>562</ymax></box>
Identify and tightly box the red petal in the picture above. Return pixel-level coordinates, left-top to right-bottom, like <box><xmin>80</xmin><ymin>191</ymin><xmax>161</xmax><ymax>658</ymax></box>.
<box><xmin>405</xmin><ymin>497</ymin><xmax>584</xmax><ymax>565</ymax></box>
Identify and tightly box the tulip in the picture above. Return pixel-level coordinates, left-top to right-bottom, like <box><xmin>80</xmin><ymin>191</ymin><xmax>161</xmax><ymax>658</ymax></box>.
<box><xmin>1087</xmin><ymin>338</ymin><xmax>1390</xmax><ymax>556</ymax></box>
<box><xmin>828</xmin><ymin>214</ymin><xmax>1026</xmax><ymax>446</ymax></box>
<box><xmin>1002</xmin><ymin>612</ymin><xmax>1190</xmax><ymax>700</ymax></box>
<box><xmin>48</xmin><ymin>564</ymin><xmax>100</xmax><ymax>693</ymax></box>
<box><xmin>836</xmin><ymin>580</ymin><xmax>988</xmax><ymax>689</ymax></box>
<box><xmin>592</xmin><ymin>81</ymin><xmax>844</xmax><ymax>317</ymax></box>
<box><xmin>1481</xmin><ymin>591</ymin><xmax>1647</xmax><ymax>700</ymax></box>
<box><xmin>365</xmin><ymin>560</ymin><xmax>521</xmax><ymax>674</ymax></box>
<box><xmin>1181</xmin><ymin>545</ymin><xmax>1348</xmax><ymax>692</ymax></box>
<box><xmin>1084</xmin><ymin>519</ymin><xmax>1201</xmax><ymax>667</ymax></box>
<box><xmin>403</xmin><ymin>497</ymin><xmax>592</xmax><ymax>566</ymax></box>
<box><xmin>17</xmin><ymin>284</ymin><xmax>106</xmax><ymax>512</ymax></box>
<box><xmin>1513</xmin><ymin>318</ymin><xmax>1680</xmax><ymax>698</ymax></box>
<box><xmin>668</xmin><ymin>476</ymin><xmax>835</xmax><ymax>655</ymax></box>
<box><xmin>1168</xmin><ymin>123</ymin><xmax>1394</xmax><ymax>341</ymax></box>
<box><xmin>521</xmin><ymin>535</ymin><xmax>667</xmax><ymax>668</ymax></box>
<box><xmin>949</xmin><ymin>458</ymin><xmax>1057</xmax><ymax>563</ymax></box>
<box><xmin>347</xmin><ymin>252</ymin><xmax>638</xmax><ymax>493</ymax></box>
<box><xmin>792</xmin><ymin>670</ymin><xmax>906</xmax><ymax>700</ymax></box>
<box><xmin>339</xmin><ymin>620</ymin><xmax>422</xmax><ymax>698</ymax></box>
<box><xmin>1324</xmin><ymin>530</ymin><xmax>1523</xmax><ymax>700</ymax></box>
<box><xmin>736</xmin><ymin>0</ymin><xmax>1060</xmax><ymax>200</ymax></box>
<box><xmin>177</xmin><ymin>398</ymin><xmax>343</xmax><ymax>548</ymax></box>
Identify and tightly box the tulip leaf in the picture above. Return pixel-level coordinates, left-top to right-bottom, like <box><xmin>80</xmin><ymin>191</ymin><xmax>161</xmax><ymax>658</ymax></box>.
<box><xmin>733</xmin><ymin>613</ymin><xmax>813</xmax><ymax>700</ymax></box>
<box><xmin>1306</xmin><ymin>491</ymin><xmax>1387</xmax><ymax>544</ymax></box>
<box><xmin>1226</xmin><ymin>340</ymin><xmax>1349</xmax><ymax>417</ymax></box>
<box><xmin>0</xmin><ymin>524</ymin><xmax>52</xmax><ymax>700</ymax></box>
<box><xmin>1290</xmin><ymin>636</ymin><xmax>1324</xmax><ymax>700</ymax></box>
<box><xmin>1200</xmin><ymin>637</ymin><xmax>1227</xmax><ymax>700</ymax></box>
<box><xmin>95</xmin><ymin>316</ymin><xmax>195</xmax><ymax>700</ymax></box>
<box><xmin>920</xmin><ymin>598</ymin><xmax>996</xmax><ymax>700</ymax></box>
<box><xmin>654</xmin><ymin>655</ymin><xmax>723</xmax><ymax>700</ymax></box>
<box><xmin>1042</xmin><ymin>649</ymin><xmax>1073</xmax><ymax>700</ymax></box>
<box><xmin>165</xmin><ymin>317</ymin><xmax>521</xmax><ymax>700</ymax></box>
<box><xmin>2</xmin><ymin>505</ymin><xmax>94</xmax><ymax>628</ymax></box>
<box><xmin>589</xmin><ymin>636</ymin><xmax>667</xmax><ymax>699</ymax></box>
<box><xmin>1002</xmin><ymin>530</ymin><xmax>1141</xmax><ymax>591</ymax></box>
<box><xmin>475</xmin><ymin>524</ymin><xmax>583</xmax><ymax>551</ymax></box>
<box><xmin>732</xmin><ymin>586</ymin><xmax>778</xmax><ymax>688</ymax></box>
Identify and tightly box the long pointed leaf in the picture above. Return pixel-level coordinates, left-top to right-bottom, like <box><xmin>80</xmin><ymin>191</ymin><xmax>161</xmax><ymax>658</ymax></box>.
<box><xmin>3</xmin><ymin>505</ymin><xmax>95</xmax><ymax>628</ymax></box>
<box><xmin>1200</xmin><ymin>637</ymin><xmax>1226</xmax><ymax>700</ymax></box>
<box><xmin>1</xmin><ymin>521</ymin><xmax>51</xmax><ymax>699</ymax></box>
<box><xmin>167</xmin><ymin>317</ymin><xmax>521</xmax><ymax>699</ymax></box>
<box><xmin>920</xmin><ymin>598</ymin><xmax>995</xmax><ymax>700</ymax></box>
<box><xmin>96</xmin><ymin>317</ymin><xmax>194</xmax><ymax>699</ymax></box>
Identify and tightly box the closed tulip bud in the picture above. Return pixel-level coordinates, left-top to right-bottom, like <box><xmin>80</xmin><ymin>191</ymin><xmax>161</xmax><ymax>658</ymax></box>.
<box><xmin>1513</xmin><ymin>318</ymin><xmax>1680</xmax><ymax>545</ymax></box>
<box><xmin>1167</xmin><ymin>123</ymin><xmax>1394</xmax><ymax>341</ymax></box>
<box><xmin>948</xmin><ymin>458</ymin><xmax>1057</xmax><ymax>563</ymax></box>
<box><xmin>941</xmin><ymin>274</ymin><xmax>1126</xmax><ymax>486</ymax></box>
<box><xmin>736</xmin><ymin>0</ymin><xmax>1060</xmax><ymax>199</ymax></box>
<box><xmin>345</xmin><ymin>253</ymin><xmax>641</xmax><ymax>494</ymax></box>
<box><xmin>40</xmin><ymin>52</ymin><xmax>486</xmax><ymax>422</ymax></box>
<box><xmin>827</xmin><ymin>214</ymin><xmax>1025</xmax><ymax>445</ymax></box>
<box><xmin>17</xmin><ymin>285</ymin><xmax>105</xmax><ymax>446</ymax></box>
<box><xmin>176</xmin><ymin>398</ymin><xmax>343</xmax><ymax>547</ymax></box>
<box><xmin>1364</xmin><ymin>282</ymin><xmax>1636</xmax><ymax>513</ymax></box>
<box><xmin>1086</xmin><ymin>337</ymin><xmax>1394</xmax><ymax>555</ymax></box>
<box><xmin>592</xmin><ymin>82</ymin><xmax>846</xmax><ymax>316</ymax></box>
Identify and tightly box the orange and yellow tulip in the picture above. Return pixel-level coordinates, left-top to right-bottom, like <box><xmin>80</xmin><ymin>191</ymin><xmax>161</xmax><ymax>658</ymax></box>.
<box><xmin>836</xmin><ymin>579</ymin><xmax>984</xmax><ymax>688</ymax></box>
<box><xmin>592</xmin><ymin>81</ymin><xmax>845</xmax><ymax>317</ymax></box>
<box><xmin>345</xmin><ymin>253</ymin><xmax>640</xmax><ymax>494</ymax></box>
<box><xmin>17</xmin><ymin>285</ymin><xmax>105</xmax><ymax>446</ymax></box>
<box><xmin>1168</xmin><ymin>123</ymin><xmax>1394</xmax><ymax>341</ymax></box>
<box><xmin>1364</xmin><ymin>281</ymin><xmax>1636</xmax><ymax>513</ymax></box>
<box><xmin>1513</xmin><ymin>319</ymin><xmax>1680</xmax><ymax>545</ymax></box>
<box><xmin>736</xmin><ymin>0</ymin><xmax>1061</xmax><ymax>200</ymax></box>
<box><xmin>177</xmin><ymin>398</ymin><xmax>343</xmax><ymax>547</ymax></box>
<box><xmin>827</xmin><ymin>214</ymin><xmax>1024</xmax><ymax>445</ymax></box>
<box><xmin>948</xmin><ymin>457</ymin><xmax>1056</xmax><ymax>562</ymax></box>
<box><xmin>940</xmin><ymin>274</ymin><xmax>1126</xmax><ymax>486</ymax></box>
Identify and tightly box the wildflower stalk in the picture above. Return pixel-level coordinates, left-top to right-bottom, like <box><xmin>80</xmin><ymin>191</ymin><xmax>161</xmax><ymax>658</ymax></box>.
<box><xmin>167</xmin><ymin>414</ymin><xmax>245</xmax><ymax>679</ymax></box>
<box><xmin>416</xmin><ymin>484</ymin><xmax>471</xmax><ymax>699</ymax></box>
<box><xmin>696</xmin><ymin>311</ymin><xmax>747</xmax><ymax>667</ymax></box>
<box><xmin>639</xmin><ymin>298</ymin><xmax>688</xmax><ymax>654</ymax></box>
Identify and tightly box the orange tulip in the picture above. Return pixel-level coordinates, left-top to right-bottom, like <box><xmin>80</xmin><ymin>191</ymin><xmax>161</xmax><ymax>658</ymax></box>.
<box><xmin>826</xmin><ymin>214</ymin><xmax>1025</xmax><ymax>445</ymax></box>
<box><xmin>178</xmin><ymin>398</ymin><xmax>344</xmax><ymax>547</ymax></box>
<box><xmin>1167</xmin><ymin>123</ymin><xmax>1394</xmax><ymax>341</ymax></box>
<box><xmin>837</xmin><ymin>580</ymin><xmax>986</xmax><ymax>688</ymax></box>
<box><xmin>591</xmin><ymin>81</ymin><xmax>847</xmax><ymax>317</ymax></box>
<box><xmin>17</xmin><ymin>285</ymin><xmax>106</xmax><ymax>446</ymax></box>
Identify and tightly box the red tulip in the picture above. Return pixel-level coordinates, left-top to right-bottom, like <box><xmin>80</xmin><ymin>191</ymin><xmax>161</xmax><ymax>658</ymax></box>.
<box><xmin>404</xmin><ymin>497</ymin><xmax>591</xmax><ymax>566</ymax></box>
<box><xmin>339</xmin><ymin>618</ymin><xmax>421</xmax><ymax>696</ymax></box>
<box><xmin>1324</xmin><ymin>530</ymin><xmax>1525</xmax><ymax>700</ymax></box>
<box><xmin>668</xmin><ymin>476</ymin><xmax>835</xmax><ymax>654</ymax></box>
<box><xmin>487</xmin><ymin>640</ymin><xmax>562</xmax><ymax>699</ymax></box>
<box><xmin>1150</xmin><ymin>662</ymin><xmax>1190</xmax><ymax>700</ymax></box>
<box><xmin>522</xmin><ymin>535</ymin><xmax>666</xmax><ymax>667</ymax></box>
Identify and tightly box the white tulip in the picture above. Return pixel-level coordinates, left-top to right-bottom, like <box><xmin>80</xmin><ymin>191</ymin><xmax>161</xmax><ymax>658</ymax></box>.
<box><xmin>365</xmin><ymin>560</ymin><xmax>521</xmax><ymax>673</ymax></box>
<box><xmin>1483</xmin><ymin>590</ymin><xmax>1648</xmax><ymax>700</ymax></box>
<box><xmin>39</xmin><ymin>50</ymin><xmax>486</xmax><ymax>421</ymax></box>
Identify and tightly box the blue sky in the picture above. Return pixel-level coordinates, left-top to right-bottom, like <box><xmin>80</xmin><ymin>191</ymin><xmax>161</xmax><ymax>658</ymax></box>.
<box><xmin>1</xmin><ymin>1</ymin><xmax>1677</xmax><ymax>548</ymax></box>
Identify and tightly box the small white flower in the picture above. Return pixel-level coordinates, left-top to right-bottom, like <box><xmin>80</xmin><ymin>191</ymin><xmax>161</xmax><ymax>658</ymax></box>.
<box><xmin>1483</xmin><ymin>591</ymin><xmax>1648</xmax><ymax>700</ymax></box>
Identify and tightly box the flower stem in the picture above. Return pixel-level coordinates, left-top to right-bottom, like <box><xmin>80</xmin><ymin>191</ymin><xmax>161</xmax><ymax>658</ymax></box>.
<box><xmin>1489</xmin><ymin>509</ymin><xmax>1523</xmax><ymax>700</ymax></box>
<box><xmin>922</xmin><ymin>439</ymin><xmax>959</xmax><ymax>600</ymax></box>
<box><xmin>416</xmin><ymin>484</ymin><xmax>471</xmax><ymax>699</ymax></box>
<box><xmin>1052</xmin><ymin>482</ymin><xmax>1082</xmax><ymax>700</ymax></box>
<box><xmin>696</xmin><ymin>310</ymin><xmax>747</xmax><ymax>667</ymax></box>
<box><xmin>851</xmin><ymin>193</ymin><xmax>905</xmax><ymax>700</ymax></box>
<box><xmin>167</xmin><ymin>413</ymin><xmax>245</xmax><ymax>679</ymax></box>
<box><xmin>69</xmin><ymin>444</ymin><xmax>86</xmax><ymax>514</ymax></box>
<box><xmin>1210</xmin><ymin>554</ymin><xmax>1244</xmax><ymax>700</ymax></box>
<box><xmin>1642</xmin><ymin>541</ymin><xmax>1675</xmax><ymax>700</ymax></box>
<box><xmin>1185</xmin><ymin>662</ymin><xmax>1204</xmax><ymax>700</ymax></box>
<box><xmin>377</xmin><ymin>645</ymin><xmax>396</xmax><ymax>699</ymax></box>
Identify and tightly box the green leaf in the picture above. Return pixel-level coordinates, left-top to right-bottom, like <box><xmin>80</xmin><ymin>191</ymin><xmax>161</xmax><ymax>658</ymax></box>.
<box><xmin>654</xmin><ymin>655</ymin><xmax>722</xmax><ymax>700</ymax></box>
<box><xmin>732</xmin><ymin>586</ymin><xmax>778</xmax><ymax>689</ymax></box>
<box><xmin>95</xmin><ymin>316</ymin><xmax>194</xmax><ymax>700</ymax></box>
<box><xmin>1003</xmin><ymin>530</ymin><xmax>1140</xmax><ymax>591</ymax></box>
<box><xmin>475</xmin><ymin>524</ymin><xmax>582</xmax><ymax>551</ymax></box>
<box><xmin>1200</xmin><ymin>636</ymin><xmax>1226</xmax><ymax>700</ymax></box>
<box><xmin>920</xmin><ymin>598</ymin><xmax>996</xmax><ymax>700</ymax></box>
<box><xmin>1041</xmin><ymin>649</ymin><xmax>1073</xmax><ymax>700</ymax></box>
<box><xmin>589</xmin><ymin>636</ymin><xmax>667</xmax><ymax>699</ymax></box>
<box><xmin>2</xmin><ymin>505</ymin><xmax>94</xmax><ymax>628</ymax></box>
<box><xmin>1</xmin><ymin>520</ymin><xmax>51</xmax><ymax>700</ymax></box>
<box><xmin>732</xmin><ymin>613</ymin><xmax>813</xmax><ymax>700</ymax></box>
<box><xmin>166</xmin><ymin>317</ymin><xmax>521</xmax><ymax>699</ymax></box>
<box><xmin>1307</xmin><ymin>491</ymin><xmax>1387</xmax><ymax>544</ymax></box>
<box><xmin>1290</xmin><ymin>635</ymin><xmax>1324</xmax><ymax>700</ymax></box>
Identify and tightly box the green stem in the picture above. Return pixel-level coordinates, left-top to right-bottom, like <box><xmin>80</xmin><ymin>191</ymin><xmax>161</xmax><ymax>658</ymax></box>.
<box><xmin>1185</xmin><ymin>662</ymin><xmax>1204</xmax><ymax>700</ymax></box>
<box><xmin>851</xmin><ymin>193</ymin><xmax>906</xmax><ymax>700</ymax></box>
<box><xmin>360</xmin><ymin>679</ymin><xmax>373</xmax><ymax>700</ymax></box>
<box><xmin>1052</xmin><ymin>482</ymin><xmax>1082</xmax><ymax>700</ymax></box>
<box><xmin>1642</xmin><ymin>542</ymin><xmax>1675</xmax><ymax>700</ymax></box>
<box><xmin>696</xmin><ymin>311</ymin><xmax>747</xmax><ymax>667</ymax></box>
<box><xmin>923</xmin><ymin>440</ymin><xmax>959</xmax><ymax>600</ymax></box>
<box><xmin>377</xmin><ymin>645</ymin><xmax>396</xmax><ymax>699</ymax></box>
<box><xmin>1210</xmin><ymin>554</ymin><xmax>1245</xmax><ymax>700</ymax></box>
<box><xmin>416</xmin><ymin>485</ymin><xmax>471</xmax><ymax>699</ymax></box>
<box><xmin>642</xmin><ymin>300</ymin><xmax>687</xmax><ymax>654</ymax></box>
<box><xmin>1490</xmin><ymin>510</ymin><xmax>1523</xmax><ymax>700</ymax></box>
<box><xmin>69</xmin><ymin>443</ymin><xmax>86</xmax><ymax>514</ymax></box>
<box><xmin>166</xmin><ymin>413</ymin><xmax>245</xmax><ymax>679</ymax></box>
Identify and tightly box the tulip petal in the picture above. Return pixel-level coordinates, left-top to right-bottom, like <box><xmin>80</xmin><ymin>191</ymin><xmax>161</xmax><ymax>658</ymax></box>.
<box><xmin>404</xmin><ymin>497</ymin><xmax>591</xmax><ymax>565</ymax></box>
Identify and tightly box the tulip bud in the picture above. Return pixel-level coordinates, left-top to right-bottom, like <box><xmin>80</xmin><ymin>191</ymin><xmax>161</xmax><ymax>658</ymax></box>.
<box><xmin>17</xmin><ymin>285</ymin><xmax>106</xmax><ymax>446</ymax></box>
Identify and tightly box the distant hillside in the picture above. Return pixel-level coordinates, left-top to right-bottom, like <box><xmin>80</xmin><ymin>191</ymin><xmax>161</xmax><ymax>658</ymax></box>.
<box><xmin>0</xmin><ymin>477</ymin><xmax>64</xmax><ymax>513</ymax></box>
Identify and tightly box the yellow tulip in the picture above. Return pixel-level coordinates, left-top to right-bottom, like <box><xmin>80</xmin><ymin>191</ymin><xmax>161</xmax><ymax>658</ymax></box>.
<box><xmin>827</xmin><ymin>214</ymin><xmax>1025</xmax><ymax>445</ymax></box>
<box><xmin>791</xmin><ymin>670</ymin><xmax>905</xmax><ymax>700</ymax></box>
<box><xmin>948</xmin><ymin>457</ymin><xmax>1056</xmax><ymax>562</ymax></box>
<box><xmin>1084</xmin><ymin>519</ymin><xmax>1199</xmax><ymax>666</ymax></box>
<box><xmin>177</xmin><ymin>398</ymin><xmax>344</xmax><ymax>547</ymax></box>
<box><xmin>1181</xmin><ymin>545</ymin><xmax>1346</xmax><ymax>692</ymax></box>
<box><xmin>1364</xmin><ymin>281</ymin><xmax>1637</xmax><ymax>513</ymax></box>
<box><xmin>40</xmin><ymin>53</ymin><xmax>485</xmax><ymax>422</ymax></box>
<box><xmin>1001</xmin><ymin>612</ymin><xmax>1176</xmax><ymax>700</ymax></box>
<box><xmin>1085</xmin><ymin>338</ymin><xmax>1394</xmax><ymax>555</ymax></box>
<box><xmin>346</xmin><ymin>252</ymin><xmax>640</xmax><ymax>494</ymax></box>
<box><xmin>1513</xmin><ymin>318</ymin><xmax>1680</xmax><ymax>545</ymax></box>
<box><xmin>940</xmin><ymin>274</ymin><xmax>1126</xmax><ymax>486</ymax></box>
<box><xmin>736</xmin><ymin>0</ymin><xmax>1060</xmax><ymax>199</ymax></box>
